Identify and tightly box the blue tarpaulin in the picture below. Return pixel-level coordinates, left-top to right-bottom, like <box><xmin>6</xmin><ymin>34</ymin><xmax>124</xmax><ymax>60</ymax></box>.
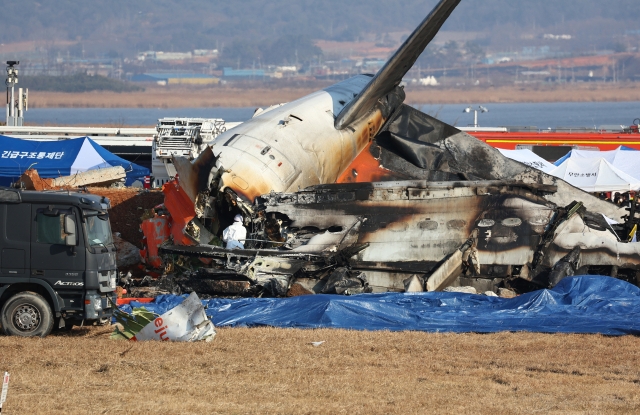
<box><xmin>0</xmin><ymin>135</ymin><xmax>149</xmax><ymax>186</ymax></box>
<box><xmin>120</xmin><ymin>276</ymin><xmax>640</xmax><ymax>335</ymax></box>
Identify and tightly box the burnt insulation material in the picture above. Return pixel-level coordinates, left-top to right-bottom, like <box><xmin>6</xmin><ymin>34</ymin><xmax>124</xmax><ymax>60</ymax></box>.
<box><xmin>120</xmin><ymin>276</ymin><xmax>640</xmax><ymax>335</ymax></box>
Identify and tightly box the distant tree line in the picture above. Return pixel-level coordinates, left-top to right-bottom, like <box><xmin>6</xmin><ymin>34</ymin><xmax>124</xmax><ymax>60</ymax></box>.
<box><xmin>20</xmin><ymin>74</ymin><xmax>143</xmax><ymax>93</ymax></box>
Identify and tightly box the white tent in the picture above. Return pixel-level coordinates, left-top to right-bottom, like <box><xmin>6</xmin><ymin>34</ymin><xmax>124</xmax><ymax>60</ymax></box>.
<box><xmin>498</xmin><ymin>149</ymin><xmax>555</xmax><ymax>173</ymax></box>
<box><xmin>549</xmin><ymin>157</ymin><xmax>640</xmax><ymax>193</ymax></box>
<box><xmin>555</xmin><ymin>147</ymin><xmax>640</xmax><ymax>181</ymax></box>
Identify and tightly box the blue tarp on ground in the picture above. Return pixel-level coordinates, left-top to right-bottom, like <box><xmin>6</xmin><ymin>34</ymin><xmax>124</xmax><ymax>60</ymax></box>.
<box><xmin>0</xmin><ymin>135</ymin><xmax>149</xmax><ymax>186</ymax></box>
<box><xmin>120</xmin><ymin>276</ymin><xmax>640</xmax><ymax>335</ymax></box>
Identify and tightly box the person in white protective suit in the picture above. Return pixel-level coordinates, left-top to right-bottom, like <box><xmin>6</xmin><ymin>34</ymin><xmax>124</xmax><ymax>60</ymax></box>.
<box><xmin>222</xmin><ymin>214</ymin><xmax>247</xmax><ymax>249</ymax></box>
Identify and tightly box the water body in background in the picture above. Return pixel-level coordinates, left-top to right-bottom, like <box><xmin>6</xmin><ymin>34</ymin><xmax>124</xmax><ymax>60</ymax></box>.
<box><xmin>419</xmin><ymin>101</ymin><xmax>639</xmax><ymax>129</ymax></box>
<box><xmin>26</xmin><ymin>107</ymin><xmax>257</xmax><ymax>126</ymax></box>
<box><xmin>26</xmin><ymin>101</ymin><xmax>639</xmax><ymax>128</ymax></box>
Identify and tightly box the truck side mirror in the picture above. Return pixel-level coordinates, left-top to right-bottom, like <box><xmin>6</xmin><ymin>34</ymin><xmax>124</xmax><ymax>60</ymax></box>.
<box><xmin>64</xmin><ymin>215</ymin><xmax>77</xmax><ymax>246</ymax></box>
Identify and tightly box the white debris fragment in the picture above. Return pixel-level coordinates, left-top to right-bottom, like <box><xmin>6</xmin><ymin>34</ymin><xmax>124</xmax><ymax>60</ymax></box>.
<box><xmin>403</xmin><ymin>275</ymin><xmax>424</xmax><ymax>292</ymax></box>
<box><xmin>1</xmin><ymin>372</ymin><xmax>9</xmax><ymax>411</ymax></box>
<box><xmin>52</xmin><ymin>166</ymin><xmax>126</xmax><ymax>187</ymax></box>
<box><xmin>484</xmin><ymin>291</ymin><xmax>498</xmax><ymax>297</ymax></box>
<box><xmin>133</xmin><ymin>292</ymin><xmax>216</xmax><ymax>342</ymax></box>
<box><xmin>443</xmin><ymin>286</ymin><xmax>477</xmax><ymax>294</ymax></box>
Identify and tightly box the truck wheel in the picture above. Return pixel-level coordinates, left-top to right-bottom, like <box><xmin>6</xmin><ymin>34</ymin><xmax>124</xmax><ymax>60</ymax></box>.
<box><xmin>1</xmin><ymin>292</ymin><xmax>54</xmax><ymax>337</ymax></box>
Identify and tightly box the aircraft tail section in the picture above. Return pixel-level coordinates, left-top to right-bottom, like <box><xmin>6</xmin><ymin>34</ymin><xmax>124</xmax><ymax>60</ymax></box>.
<box><xmin>334</xmin><ymin>0</ymin><xmax>462</xmax><ymax>130</ymax></box>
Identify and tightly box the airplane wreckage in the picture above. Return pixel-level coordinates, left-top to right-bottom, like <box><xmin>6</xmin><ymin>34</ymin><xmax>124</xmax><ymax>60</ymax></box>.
<box><xmin>139</xmin><ymin>0</ymin><xmax>640</xmax><ymax>297</ymax></box>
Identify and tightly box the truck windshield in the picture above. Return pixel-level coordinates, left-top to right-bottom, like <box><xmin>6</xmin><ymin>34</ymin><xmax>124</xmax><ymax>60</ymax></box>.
<box><xmin>84</xmin><ymin>211</ymin><xmax>113</xmax><ymax>247</ymax></box>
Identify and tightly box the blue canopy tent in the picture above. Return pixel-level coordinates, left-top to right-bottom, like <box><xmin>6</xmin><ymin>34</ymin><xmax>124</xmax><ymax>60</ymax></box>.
<box><xmin>0</xmin><ymin>135</ymin><xmax>149</xmax><ymax>186</ymax></box>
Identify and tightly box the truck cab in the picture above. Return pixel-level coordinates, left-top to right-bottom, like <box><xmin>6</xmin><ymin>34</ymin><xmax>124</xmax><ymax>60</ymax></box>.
<box><xmin>0</xmin><ymin>188</ymin><xmax>116</xmax><ymax>337</ymax></box>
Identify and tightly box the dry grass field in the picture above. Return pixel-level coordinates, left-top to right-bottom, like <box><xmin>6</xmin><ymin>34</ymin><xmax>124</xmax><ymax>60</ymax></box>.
<box><xmin>405</xmin><ymin>82</ymin><xmax>640</xmax><ymax>105</ymax></box>
<box><xmin>29</xmin><ymin>86</ymin><xmax>320</xmax><ymax>110</ymax></box>
<box><xmin>27</xmin><ymin>82</ymin><xmax>640</xmax><ymax>112</ymax></box>
<box><xmin>0</xmin><ymin>326</ymin><xmax>639</xmax><ymax>414</ymax></box>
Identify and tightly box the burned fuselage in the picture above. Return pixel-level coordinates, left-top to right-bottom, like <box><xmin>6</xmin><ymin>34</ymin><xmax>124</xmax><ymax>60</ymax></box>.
<box><xmin>144</xmin><ymin>0</ymin><xmax>640</xmax><ymax>296</ymax></box>
<box><xmin>155</xmin><ymin>173</ymin><xmax>640</xmax><ymax>297</ymax></box>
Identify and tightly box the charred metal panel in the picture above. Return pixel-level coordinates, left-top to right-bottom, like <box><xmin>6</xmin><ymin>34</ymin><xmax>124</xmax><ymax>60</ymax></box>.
<box><xmin>258</xmin><ymin>181</ymin><xmax>557</xmax><ymax>274</ymax></box>
<box><xmin>155</xmin><ymin>175</ymin><xmax>640</xmax><ymax>296</ymax></box>
<box><xmin>407</xmin><ymin>187</ymin><xmax>478</xmax><ymax>199</ymax></box>
<box><xmin>439</xmin><ymin>132</ymin><xmax>624</xmax><ymax>222</ymax></box>
<box><xmin>372</xmin><ymin>142</ymin><xmax>462</xmax><ymax>182</ymax></box>
<box><xmin>376</xmin><ymin>104</ymin><xmax>458</xmax><ymax>171</ymax></box>
<box><xmin>365</xmin><ymin>103</ymin><xmax>626</xmax><ymax>222</ymax></box>
<box><xmin>383</xmin><ymin>104</ymin><xmax>460</xmax><ymax>147</ymax></box>
<box><xmin>188</xmin><ymin>279</ymin><xmax>251</xmax><ymax>296</ymax></box>
<box><xmin>546</xmin><ymin>181</ymin><xmax>625</xmax><ymax>222</ymax></box>
<box><xmin>441</xmin><ymin>132</ymin><xmax>530</xmax><ymax>181</ymax></box>
<box><xmin>426</xmin><ymin>250</ymin><xmax>464</xmax><ymax>291</ymax></box>
<box><xmin>172</xmin><ymin>146</ymin><xmax>217</xmax><ymax>203</ymax></box>
<box><xmin>364</xmin><ymin>271</ymin><xmax>413</xmax><ymax>292</ymax></box>
<box><xmin>546</xmin><ymin>214</ymin><xmax>640</xmax><ymax>269</ymax></box>
<box><xmin>473</xmin><ymin>195</ymin><xmax>554</xmax><ymax>267</ymax></box>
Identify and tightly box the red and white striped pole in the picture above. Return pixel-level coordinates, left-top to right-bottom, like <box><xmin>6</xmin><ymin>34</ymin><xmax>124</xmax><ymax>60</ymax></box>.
<box><xmin>0</xmin><ymin>372</ymin><xmax>9</xmax><ymax>413</ymax></box>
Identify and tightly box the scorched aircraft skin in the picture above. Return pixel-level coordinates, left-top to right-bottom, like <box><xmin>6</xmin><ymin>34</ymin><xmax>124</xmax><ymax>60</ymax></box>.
<box><xmin>149</xmin><ymin>0</ymin><xmax>640</xmax><ymax>296</ymax></box>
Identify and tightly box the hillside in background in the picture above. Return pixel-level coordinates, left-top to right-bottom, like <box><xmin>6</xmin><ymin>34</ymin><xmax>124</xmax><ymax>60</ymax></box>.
<box><xmin>20</xmin><ymin>74</ymin><xmax>143</xmax><ymax>92</ymax></box>
<box><xmin>1</xmin><ymin>0</ymin><xmax>637</xmax><ymax>56</ymax></box>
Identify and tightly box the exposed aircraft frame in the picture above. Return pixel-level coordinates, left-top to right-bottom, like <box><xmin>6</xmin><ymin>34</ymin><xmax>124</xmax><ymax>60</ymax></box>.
<box><xmin>140</xmin><ymin>0</ymin><xmax>640</xmax><ymax>297</ymax></box>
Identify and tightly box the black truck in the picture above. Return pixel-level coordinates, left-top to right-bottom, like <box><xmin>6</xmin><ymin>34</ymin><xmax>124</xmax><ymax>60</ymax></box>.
<box><xmin>0</xmin><ymin>187</ymin><xmax>116</xmax><ymax>337</ymax></box>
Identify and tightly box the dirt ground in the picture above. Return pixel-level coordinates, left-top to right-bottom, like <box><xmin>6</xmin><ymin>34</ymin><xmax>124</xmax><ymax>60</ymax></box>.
<box><xmin>86</xmin><ymin>188</ymin><xmax>164</xmax><ymax>247</ymax></box>
<box><xmin>27</xmin><ymin>82</ymin><xmax>640</xmax><ymax>112</ymax></box>
<box><xmin>0</xmin><ymin>326</ymin><xmax>638</xmax><ymax>414</ymax></box>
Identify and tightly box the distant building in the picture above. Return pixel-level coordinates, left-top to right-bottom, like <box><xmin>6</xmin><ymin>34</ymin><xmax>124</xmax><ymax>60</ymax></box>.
<box><xmin>361</xmin><ymin>59</ymin><xmax>386</xmax><ymax>72</ymax></box>
<box><xmin>131</xmin><ymin>73</ymin><xmax>219</xmax><ymax>85</ymax></box>
<box><xmin>543</xmin><ymin>34</ymin><xmax>572</xmax><ymax>40</ymax></box>
<box><xmin>194</xmin><ymin>49</ymin><xmax>219</xmax><ymax>56</ymax></box>
<box><xmin>137</xmin><ymin>51</ymin><xmax>193</xmax><ymax>61</ymax></box>
<box><xmin>222</xmin><ymin>67</ymin><xmax>265</xmax><ymax>78</ymax></box>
